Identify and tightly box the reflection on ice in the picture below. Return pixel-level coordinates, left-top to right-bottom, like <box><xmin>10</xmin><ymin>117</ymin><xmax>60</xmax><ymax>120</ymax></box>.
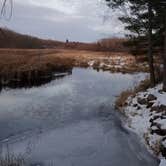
<box><xmin>0</xmin><ymin>68</ymin><xmax>158</xmax><ymax>166</ymax></box>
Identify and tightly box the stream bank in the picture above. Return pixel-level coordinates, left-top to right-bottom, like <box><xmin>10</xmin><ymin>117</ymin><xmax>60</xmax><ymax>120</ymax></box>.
<box><xmin>117</xmin><ymin>83</ymin><xmax>166</xmax><ymax>166</ymax></box>
<box><xmin>0</xmin><ymin>49</ymin><xmax>153</xmax><ymax>90</ymax></box>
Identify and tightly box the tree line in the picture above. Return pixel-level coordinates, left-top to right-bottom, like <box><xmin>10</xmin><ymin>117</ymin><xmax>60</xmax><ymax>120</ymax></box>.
<box><xmin>105</xmin><ymin>0</ymin><xmax>166</xmax><ymax>91</ymax></box>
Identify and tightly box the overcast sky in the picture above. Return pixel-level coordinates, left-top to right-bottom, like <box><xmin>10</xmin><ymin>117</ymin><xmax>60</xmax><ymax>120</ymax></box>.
<box><xmin>0</xmin><ymin>0</ymin><xmax>125</xmax><ymax>42</ymax></box>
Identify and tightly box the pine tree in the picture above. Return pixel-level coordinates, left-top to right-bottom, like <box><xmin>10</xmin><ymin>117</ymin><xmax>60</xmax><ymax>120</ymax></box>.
<box><xmin>156</xmin><ymin>1</ymin><xmax>166</xmax><ymax>91</ymax></box>
<box><xmin>147</xmin><ymin>0</ymin><xmax>155</xmax><ymax>86</ymax></box>
<box><xmin>106</xmin><ymin>0</ymin><xmax>166</xmax><ymax>89</ymax></box>
<box><xmin>105</xmin><ymin>0</ymin><xmax>156</xmax><ymax>86</ymax></box>
<box><xmin>163</xmin><ymin>15</ymin><xmax>166</xmax><ymax>91</ymax></box>
<box><xmin>146</xmin><ymin>0</ymin><xmax>166</xmax><ymax>90</ymax></box>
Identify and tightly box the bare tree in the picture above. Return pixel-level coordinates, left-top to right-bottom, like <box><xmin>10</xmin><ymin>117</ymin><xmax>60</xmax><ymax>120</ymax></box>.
<box><xmin>0</xmin><ymin>0</ymin><xmax>13</xmax><ymax>36</ymax></box>
<box><xmin>1</xmin><ymin>0</ymin><xmax>13</xmax><ymax>19</ymax></box>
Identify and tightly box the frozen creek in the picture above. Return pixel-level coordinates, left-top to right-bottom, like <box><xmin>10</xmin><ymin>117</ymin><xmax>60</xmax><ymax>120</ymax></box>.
<box><xmin>0</xmin><ymin>68</ymin><xmax>159</xmax><ymax>166</ymax></box>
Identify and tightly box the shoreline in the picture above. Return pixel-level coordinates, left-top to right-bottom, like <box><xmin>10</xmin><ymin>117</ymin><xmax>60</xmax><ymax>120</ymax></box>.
<box><xmin>115</xmin><ymin>83</ymin><xmax>166</xmax><ymax>166</ymax></box>
<box><xmin>0</xmin><ymin>48</ymin><xmax>151</xmax><ymax>89</ymax></box>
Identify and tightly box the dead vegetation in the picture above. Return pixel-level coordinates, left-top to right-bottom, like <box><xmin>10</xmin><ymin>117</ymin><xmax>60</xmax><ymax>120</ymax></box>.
<box><xmin>0</xmin><ymin>154</ymin><xmax>25</xmax><ymax>166</ymax></box>
<box><xmin>65</xmin><ymin>38</ymin><xmax>129</xmax><ymax>52</ymax></box>
<box><xmin>0</xmin><ymin>49</ymin><xmax>74</xmax><ymax>74</ymax></box>
<box><xmin>115</xmin><ymin>78</ymin><xmax>151</xmax><ymax>110</ymax></box>
<box><xmin>115</xmin><ymin>61</ymin><xmax>163</xmax><ymax>110</ymax></box>
<box><xmin>0</xmin><ymin>143</ymin><xmax>26</xmax><ymax>166</ymax></box>
<box><xmin>0</xmin><ymin>47</ymin><xmax>161</xmax><ymax>89</ymax></box>
<box><xmin>115</xmin><ymin>89</ymin><xmax>134</xmax><ymax>109</ymax></box>
<box><xmin>115</xmin><ymin>71</ymin><xmax>163</xmax><ymax>111</ymax></box>
<box><xmin>97</xmin><ymin>38</ymin><xmax>129</xmax><ymax>52</ymax></box>
<box><xmin>0</xmin><ymin>49</ymin><xmax>74</xmax><ymax>88</ymax></box>
<box><xmin>0</xmin><ymin>48</ymin><xmax>154</xmax><ymax>88</ymax></box>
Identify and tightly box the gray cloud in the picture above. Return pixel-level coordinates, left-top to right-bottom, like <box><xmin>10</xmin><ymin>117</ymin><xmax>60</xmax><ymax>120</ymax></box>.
<box><xmin>0</xmin><ymin>0</ymin><xmax>125</xmax><ymax>42</ymax></box>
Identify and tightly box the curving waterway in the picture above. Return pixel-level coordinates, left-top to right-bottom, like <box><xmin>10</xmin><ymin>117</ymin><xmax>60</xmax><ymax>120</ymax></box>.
<box><xmin>0</xmin><ymin>68</ymin><xmax>159</xmax><ymax>166</ymax></box>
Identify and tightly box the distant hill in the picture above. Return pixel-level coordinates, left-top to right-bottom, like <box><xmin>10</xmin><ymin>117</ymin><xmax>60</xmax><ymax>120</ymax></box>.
<box><xmin>0</xmin><ymin>27</ymin><xmax>128</xmax><ymax>52</ymax></box>
<box><xmin>0</xmin><ymin>27</ymin><xmax>64</xmax><ymax>49</ymax></box>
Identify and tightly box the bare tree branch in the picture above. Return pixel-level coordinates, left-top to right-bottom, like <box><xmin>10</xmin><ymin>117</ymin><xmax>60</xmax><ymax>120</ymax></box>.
<box><xmin>1</xmin><ymin>0</ymin><xmax>13</xmax><ymax>20</ymax></box>
<box><xmin>0</xmin><ymin>0</ymin><xmax>13</xmax><ymax>37</ymax></box>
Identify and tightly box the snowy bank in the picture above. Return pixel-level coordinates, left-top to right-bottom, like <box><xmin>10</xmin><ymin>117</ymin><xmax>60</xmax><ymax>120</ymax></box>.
<box><xmin>87</xmin><ymin>56</ymin><xmax>149</xmax><ymax>73</ymax></box>
<box><xmin>160</xmin><ymin>159</ymin><xmax>166</xmax><ymax>166</ymax></box>
<box><xmin>123</xmin><ymin>84</ymin><xmax>166</xmax><ymax>165</ymax></box>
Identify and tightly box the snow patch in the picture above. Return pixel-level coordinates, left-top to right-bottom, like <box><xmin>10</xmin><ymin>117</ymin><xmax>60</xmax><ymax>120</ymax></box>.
<box><xmin>124</xmin><ymin>83</ymin><xmax>166</xmax><ymax>164</ymax></box>
<box><xmin>88</xmin><ymin>60</ymin><xmax>95</xmax><ymax>66</ymax></box>
<box><xmin>159</xmin><ymin>159</ymin><xmax>166</xmax><ymax>166</ymax></box>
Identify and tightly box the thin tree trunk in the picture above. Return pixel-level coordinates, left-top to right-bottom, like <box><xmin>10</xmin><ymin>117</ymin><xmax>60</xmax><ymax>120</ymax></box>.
<box><xmin>148</xmin><ymin>1</ymin><xmax>155</xmax><ymax>87</ymax></box>
<box><xmin>163</xmin><ymin>15</ymin><xmax>166</xmax><ymax>91</ymax></box>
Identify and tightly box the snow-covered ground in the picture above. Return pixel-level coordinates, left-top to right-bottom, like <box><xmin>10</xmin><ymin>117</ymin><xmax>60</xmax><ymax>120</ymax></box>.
<box><xmin>87</xmin><ymin>55</ymin><xmax>149</xmax><ymax>73</ymax></box>
<box><xmin>88</xmin><ymin>57</ymin><xmax>129</xmax><ymax>69</ymax></box>
<box><xmin>160</xmin><ymin>159</ymin><xmax>166</xmax><ymax>166</ymax></box>
<box><xmin>124</xmin><ymin>84</ymin><xmax>166</xmax><ymax>166</ymax></box>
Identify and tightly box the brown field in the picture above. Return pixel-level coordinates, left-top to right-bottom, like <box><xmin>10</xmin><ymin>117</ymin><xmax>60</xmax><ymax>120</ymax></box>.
<box><xmin>0</xmin><ymin>48</ymin><xmax>149</xmax><ymax>75</ymax></box>
<box><xmin>0</xmin><ymin>48</ymin><xmax>150</xmax><ymax>88</ymax></box>
<box><xmin>0</xmin><ymin>49</ymin><xmax>73</xmax><ymax>74</ymax></box>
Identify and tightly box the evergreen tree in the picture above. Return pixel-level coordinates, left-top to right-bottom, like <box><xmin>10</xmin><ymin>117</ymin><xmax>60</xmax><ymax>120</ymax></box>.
<box><xmin>105</xmin><ymin>0</ymin><xmax>166</xmax><ymax>89</ymax></box>
<box><xmin>156</xmin><ymin>1</ymin><xmax>166</xmax><ymax>91</ymax></box>
<box><xmin>164</xmin><ymin>15</ymin><xmax>166</xmax><ymax>91</ymax></box>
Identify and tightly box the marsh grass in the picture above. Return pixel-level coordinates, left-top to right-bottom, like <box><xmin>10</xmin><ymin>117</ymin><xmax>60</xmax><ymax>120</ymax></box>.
<box><xmin>0</xmin><ymin>144</ymin><xmax>26</xmax><ymax>166</ymax></box>
<box><xmin>0</xmin><ymin>49</ymin><xmax>74</xmax><ymax>88</ymax></box>
<box><xmin>0</xmin><ymin>49</ymin><xmax>74</xmax><ymax>74</ymax></box>
<box><xmin>115</xmin><ymin>63</ymin><xmax>164</xmax><ymax>111</ymax></box>
<box><xmin>0</xmin><ymin>154</ymin><xmax>25</xmax><ymax>166</ymax></box>
<box><xmin>115</xmin><ymin>78</ymin><xmax>151</xmax><ymax>110</ymax></box>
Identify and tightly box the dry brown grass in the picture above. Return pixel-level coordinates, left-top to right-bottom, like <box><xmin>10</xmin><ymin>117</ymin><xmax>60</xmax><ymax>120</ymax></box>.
<box><xmin>98</xmin><ymin>38</ymin><xmax>129</xmax><ymax>52</ymax></box>
<box><xmin>0</xmin><ymin>144</ymin><xmax>26</xmax><ymax>166</ymax></box>
<box><xmin>0</xmin><ymin>49</ymin><xmax>75</xmax><ymax>88</ymax></box>
<box><xmin>0</xmin><ymin>48</ymin><xmax>149</xmax><ymax>80</ymax></box>
<box><xmin>115</xmin><ymin>66</ymin><xmax>164</xmax><ymax>110</ymax></box>
<box><xmin>115</xmin><ymin>78</ymin><xmax>151</xmax><ymax>110</ymax></box>
<box><xmin>0</xmin><ymin>48</ymin><xmax>151</xmax><ymax>88</ymax></box>
<box><xmin>134</xmin><ymin>79</ymin><xmax>151</xmax><ymax>92</ymax></box>
<box><xmin>115</xmin><ymin>89</ymin><xmax>134</xmax><ymax>109</ymax></box>
<box><xmin>0</xmin><ymin>155</ymin><xmax>25</xmax><ymax>166</ymax></box>
<box><xmin>0</xmin><ymin>49</ymin><xmax>74</xmax><ymax>75</ymax></box>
